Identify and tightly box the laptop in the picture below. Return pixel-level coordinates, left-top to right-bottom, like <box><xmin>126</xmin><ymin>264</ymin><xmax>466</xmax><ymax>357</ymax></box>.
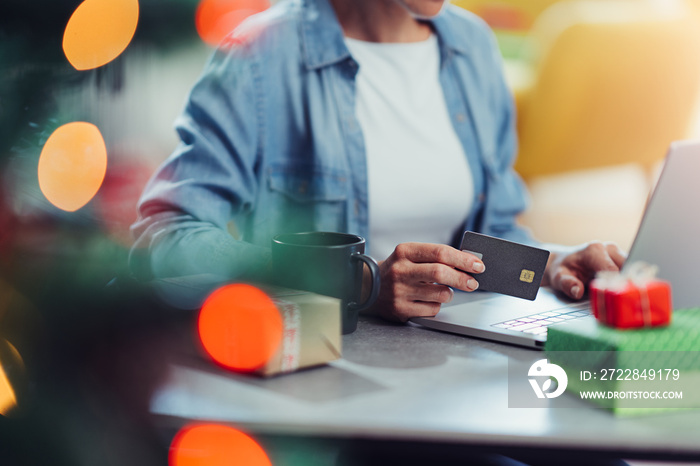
<box><xmin>411</xmin><ymin>140</ymin><xmax>700</xmax><ymax>349</ymax></box>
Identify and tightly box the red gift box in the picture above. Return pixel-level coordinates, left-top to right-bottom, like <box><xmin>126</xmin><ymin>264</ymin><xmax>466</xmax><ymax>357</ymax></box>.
<box><xmin>589</xmin><ymin>263</ymin><xmax>672</xmax><ymax>329</ymax></box>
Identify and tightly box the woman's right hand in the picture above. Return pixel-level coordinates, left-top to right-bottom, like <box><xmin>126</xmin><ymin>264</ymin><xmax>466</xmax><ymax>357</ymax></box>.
<box><xmin>368</xmin><ymin>242</ymin><xmax>485</xmax><ymax>322</ymax></box>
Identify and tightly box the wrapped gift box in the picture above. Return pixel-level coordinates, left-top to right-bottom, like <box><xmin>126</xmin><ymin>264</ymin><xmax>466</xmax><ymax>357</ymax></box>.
<box><xmin>590</xmin><ymin>263</ymin><xmax>671</xmax><ymax>329</ymax></box>
<box><xmin>259</xmin><ymin>288</ymin><xmax>342</xmax><ymax>377</ymax></box>
<box><xmin>545</xmin><ymin>308</ymin><xmax>700</xmax><ymax>415</ymax></box>
<box><xmin>148</xmin><ymin>275</ymin><xmax>343</xmax><ymax>377</ymax></box>
<box><xmin>192</xmin><ymin>280</ymin><xmax>343</xmax><ymax>378</ymax></box>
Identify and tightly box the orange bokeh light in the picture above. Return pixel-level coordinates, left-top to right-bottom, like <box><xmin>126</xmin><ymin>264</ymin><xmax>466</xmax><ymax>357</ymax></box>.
<box><xmin>198</xmin><ymin>284</ymin><xmax>283</xmax><ymax>372</ymax></box>
<box><xmin>0</xmin><ymin>340</ymin><xmax>23</xmax><ymax>417</ymax></box>
<box><xmin>170</xmin><ymin>424</ymin><xmax>271</xmax><ymax>466</ymax></box>
<box><xmin>0</xmin><ymin>363</ymin><xmax>17</xmax><ymax>417</ymax></box>
<box><xmin>38</xmin><ymin>122</ymin><xmax>108</xmax><ymax>212</ymax></box>
<box><xmin>63</xmin><ymin>0</ymin><xmax>139</xmax><ymax>70</ymax></box>
<box><xmin>195</xmin><ymin>0</ymin><xmax>269</xmax><ymax>47</ymax></box>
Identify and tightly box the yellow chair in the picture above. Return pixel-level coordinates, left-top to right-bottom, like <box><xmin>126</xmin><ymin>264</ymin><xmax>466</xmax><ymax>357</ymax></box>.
<box><xmin>512</xmin><ymin>0</ymin><xmax>700</xmax><ymax>180</ymax></box>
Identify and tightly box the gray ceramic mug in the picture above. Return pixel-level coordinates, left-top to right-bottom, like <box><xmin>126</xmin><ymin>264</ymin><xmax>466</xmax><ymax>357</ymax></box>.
<box><xmin>272</xmin><ymin>232</ymin><xmax>380</xmax><ymax>334</ymax></box>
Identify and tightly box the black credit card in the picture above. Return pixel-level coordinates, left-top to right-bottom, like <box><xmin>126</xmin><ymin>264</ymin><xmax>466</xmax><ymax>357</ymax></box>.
<box><xmin>460</xmin><ymin>231</ymin><xmax>550</xmax><ymax>301</ymax></box>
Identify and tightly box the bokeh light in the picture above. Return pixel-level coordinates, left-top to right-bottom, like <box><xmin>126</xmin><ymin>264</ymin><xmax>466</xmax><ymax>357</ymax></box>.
<box><xmin>170</xmin><ymin>423</ymin><xmax>272</xmax><ymax>466</ymax></box>
<box><xmin>0</xmin><ymin>340</ymin><xmax>24</xmax><ymax>417</ymax></box>
<box><xmin>63</xmin><ymin>0</ymin><xmax>140</xmax><ymax>70</ymax></box>
<box><xmin>195</xmin><ymin>0</ymin><xmax>270</xmax><ymax>47</ymax></box>
<box><xmin>0</xmin><ymin>365</ymin><xmax>16</xmax><ymax>416</ymax></box>
<box><xmin>0</xmin><ymin>187</ymin><xmax>14</xmax><ymax>257</ymax></box>
<box><xmin>95</xmin><ymin>157</ymin><xmax>154</xmax><ymax>247</ymax></box>
<box><xmin>38</xmin><ymin>122</ymin><xmax>108</xmax><ymax>212</ymax></box>
<box><xmin>198</xmin><ymin>284</ymin><xmax>283</xmax><ymax>372</ymax></box>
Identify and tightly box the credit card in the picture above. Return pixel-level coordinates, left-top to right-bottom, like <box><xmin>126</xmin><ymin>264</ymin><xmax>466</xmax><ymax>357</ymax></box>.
<box><xmin>460</xmin><ymin>231</ymin><xmax>550</xmax><ymax>301</ymax></box>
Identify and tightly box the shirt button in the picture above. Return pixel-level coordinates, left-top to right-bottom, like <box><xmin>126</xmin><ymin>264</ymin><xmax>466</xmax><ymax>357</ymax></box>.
<box><xmin>298</xmin><ymin>181</ymin><xmax>308</xmax><ymax>194</ymax></box>
<box><xmin>478</xmin><ymin>193</ymin><xmax>485</xmax><ymax>202</ymax></box>
<box><xmin>456</xmin><ymin>113</ymin><xmax>466</xmax><ymax>123</ymax></box>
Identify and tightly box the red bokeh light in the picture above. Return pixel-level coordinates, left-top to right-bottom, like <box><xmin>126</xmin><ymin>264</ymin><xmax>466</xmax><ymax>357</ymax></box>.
<box><xmin>94</xmin><ymin>156</ymin><xmax>154</xmax><ymax>247</ymax></box>
<box><xmin>170</xmin><ymin>423</ymin><xmax>271</xmax><ymax>466</ymax></box>
<box><xmin>195</xmin><ymin>0</ymin><xmax>270</xmax><ymax>47</ymax></box>
<box><xmin>197</xmin><ymin>284</ymin><xmax>283</xmax><ymax>372</ymax></box>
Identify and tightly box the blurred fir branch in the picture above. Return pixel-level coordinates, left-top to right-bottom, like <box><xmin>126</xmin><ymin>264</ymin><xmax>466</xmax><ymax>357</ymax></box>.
<box><xmin>0</xmin><ymin>0</ymin><xmax>205</xmax><ymax>309</ymax></box>
<box><xmin>0</xmin><ymin>0</ymin><xmax>201</xmax><ymax>158</ymax></box>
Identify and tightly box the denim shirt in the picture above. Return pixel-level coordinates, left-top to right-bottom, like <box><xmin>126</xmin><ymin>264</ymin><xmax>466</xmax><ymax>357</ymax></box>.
<box><xmin>130</xmin><ymin>0</ymin><xmax>533</xmax><ymax>281</ymax></box>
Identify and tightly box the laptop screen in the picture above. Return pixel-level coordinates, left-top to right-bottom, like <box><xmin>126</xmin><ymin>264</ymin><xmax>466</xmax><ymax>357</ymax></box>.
<box><xmin>625</xmin><ymin>140</ymin><xmax>700</xmax><ymax>310</ymax></box>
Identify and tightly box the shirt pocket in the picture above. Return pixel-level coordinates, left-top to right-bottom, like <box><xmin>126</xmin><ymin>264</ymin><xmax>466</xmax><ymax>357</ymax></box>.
<box><xmin>267</xmin><ymin>163</ymin><xmax>349</xmax><ymax>232</ymax></box>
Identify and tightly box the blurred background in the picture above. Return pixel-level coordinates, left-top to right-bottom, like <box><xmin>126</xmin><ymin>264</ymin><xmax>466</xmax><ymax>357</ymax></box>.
<box><xmin>2</xmin><ymin>0</ymin><xmax>700</xmax><ymax>464</ymax></box>
<box><xmin>452</xmin><ymin>0</ymin><xmax>700</xmax><ymax>251</ymax></box>
<box><xmin>454</xmin><ymin>0</ymin><xmax>700</xmax><ymax>250</ymax></box>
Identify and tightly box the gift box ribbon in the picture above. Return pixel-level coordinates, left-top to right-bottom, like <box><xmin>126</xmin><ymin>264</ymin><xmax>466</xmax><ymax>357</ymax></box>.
<box><xmin>594</xmin><ymin>261</ymin><xmax>658</xmax><ymax>327</ymax></box>
<box><xmin>274</xmin><ymin>299</ymin><xmax>301</xmax><ymax>373</ymax></box>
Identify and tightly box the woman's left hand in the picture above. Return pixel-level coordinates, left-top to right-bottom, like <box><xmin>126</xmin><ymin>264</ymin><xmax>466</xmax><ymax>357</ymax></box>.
<box><xmin>542</xmin><ymin>241</ymin><xmax>627</xmax><ymax>300</ymax></box>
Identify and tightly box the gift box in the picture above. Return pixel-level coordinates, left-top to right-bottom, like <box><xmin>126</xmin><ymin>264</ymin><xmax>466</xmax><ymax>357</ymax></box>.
<box><xmin>259</xmin><ymin>287</ymin><xmax>342</xmax><ymax>377</ymax></box>
<box><xmin>590</xmin><ymin>262</ymin><xmax>672</xmax><ymax>329</ymax></box>
<box><xmin>149</xmin><ymin>275</ymin><xmax>343</xmax><ymax>376</ymax></box>
<box><xmin>194</xmin><ymin>281</ymin><xmax>343</xmax><ymax>377</ymax></box>
<box><xmin>545</xmin><ymin>308</ymin><xmax>700</xmax><ymax>415</ymax></box>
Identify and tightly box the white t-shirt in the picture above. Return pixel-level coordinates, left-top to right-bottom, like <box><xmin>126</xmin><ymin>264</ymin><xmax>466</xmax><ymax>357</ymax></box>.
<box><xmin>345</xmin><ymin>35</ymin><xmax>474</xmax><ymax>261</ymax></box>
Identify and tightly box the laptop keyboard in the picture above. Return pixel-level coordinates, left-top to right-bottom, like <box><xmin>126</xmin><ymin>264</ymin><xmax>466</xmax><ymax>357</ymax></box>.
<box><xmin>491</xmin><ymin>303</ymin><xmax>591</xmax><ymax>336</ymax></box>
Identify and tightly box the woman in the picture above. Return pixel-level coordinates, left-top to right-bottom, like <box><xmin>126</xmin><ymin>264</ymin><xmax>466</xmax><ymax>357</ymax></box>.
<box><xmin>130</xmin><ymin>0</ymin><xmax>626</xmax><ymax>322</ymax></box>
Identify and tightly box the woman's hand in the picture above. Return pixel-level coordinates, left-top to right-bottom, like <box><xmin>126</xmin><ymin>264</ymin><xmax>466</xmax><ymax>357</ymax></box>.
<box><xmin>367</xmin><ymin>243</ymin><xmax>485</xmax><ymax>322</ymax></box>
<box><xmin>543</xmin><ymin>241</ymin><xmax>627</xmax><ymax>300</ymax></box>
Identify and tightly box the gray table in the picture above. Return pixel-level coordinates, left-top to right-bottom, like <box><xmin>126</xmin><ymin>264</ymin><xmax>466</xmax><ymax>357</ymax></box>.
<box><xmin>151</xmin><ymin>315</ymin><xmax>700</xmax><ymax>462</ymax></box>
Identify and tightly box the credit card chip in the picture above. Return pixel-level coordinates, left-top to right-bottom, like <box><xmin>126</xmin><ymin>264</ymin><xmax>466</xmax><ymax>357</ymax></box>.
<box><xmin>519</xmin><ymin>269</ymin><xmax>535</xmax><ymax>283</ymax></box>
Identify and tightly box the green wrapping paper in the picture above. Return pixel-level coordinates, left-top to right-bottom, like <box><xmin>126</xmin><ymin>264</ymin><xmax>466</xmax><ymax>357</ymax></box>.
<box><xmin>544</xmin><ymin>309</ymin><xmax>700</xmax><ymax>415</ymax></box>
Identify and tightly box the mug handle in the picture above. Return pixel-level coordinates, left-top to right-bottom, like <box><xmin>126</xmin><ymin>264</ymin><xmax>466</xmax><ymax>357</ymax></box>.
<box><xmin>348</xmin><ymin>253</ymin><xmax>380</xmax><ymax>312</ymax></box>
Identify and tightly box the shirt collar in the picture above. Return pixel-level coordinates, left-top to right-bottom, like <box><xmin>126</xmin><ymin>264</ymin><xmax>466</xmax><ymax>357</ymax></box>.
<box><xmin>299</xmin><ymin>0</ymin><xmax>350</xmax><ymax>70</ymax></box>
<box><xmin>299</xmin><ymin>0</ymin><xmax>468</xmax><ymax>70</ymax></box>
<box><xmin>431</xmin><ymin>8</ymin><xmax>471</xmax><ymax>57</ymax></box>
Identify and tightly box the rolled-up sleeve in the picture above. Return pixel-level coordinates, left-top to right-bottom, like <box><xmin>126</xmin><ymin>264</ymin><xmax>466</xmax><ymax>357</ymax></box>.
<box><xmin>129</xmin><ymin>40</ymin><xmax>271</xmax><ymax>281</ymax></box>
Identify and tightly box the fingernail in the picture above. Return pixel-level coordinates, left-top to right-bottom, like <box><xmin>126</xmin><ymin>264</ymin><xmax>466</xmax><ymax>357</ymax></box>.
<box><xmin>571</xmin><ymin>286</ymin><xmax>581</xmax><ymax>299</ymax></box>
<box><xmin>467</xmin><ymin>279</ymin><xmax>479</xmax><ymax>291</ymax></box>
<box><xmin>472</xmin><ymin>262</ymin><xmax>485</xmax><ymax>273</ymax></box>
